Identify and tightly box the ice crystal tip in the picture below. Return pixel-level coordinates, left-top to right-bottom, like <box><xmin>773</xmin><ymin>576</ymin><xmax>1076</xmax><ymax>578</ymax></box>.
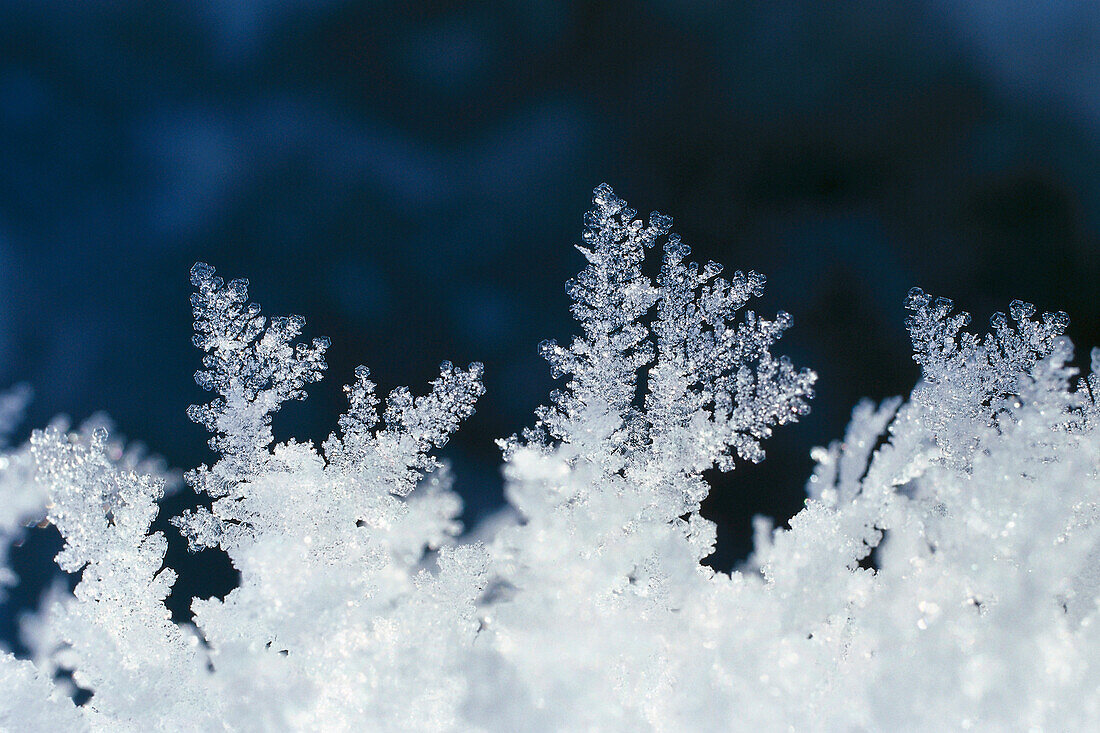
<box><xmin>650</xmin><ymin>211</ymin><xmax>673</xmax><ymax>233</ymax></box>
<box><xmin>663</xmin><ymin>233</ymin><xmax>690</xmax><ymax>260</ymax></box>
<box><xmin>1045</xmin><ymin>310</ymin><xmax>1070</xmax><ymax>331</ymax></box>
<box><xmin>905</xmin><ymin>286</ymin><xmax>929</xmax><ymax>309</ymax></box>
<box><xmin>1008</xmin><ymin>299</ymin><xmax>1036</xmax><ymax>322</ymax></box>
<box><xmin>592</xmin><ymin>182</ymin><xmax>623</xmax><ymax>213</ymax></box>
<box><xmin>701</xmin><ymin>261</ymin><xmax>724</xmax><ymax>280</ymax></box>
<box><xmin>227</xmin><ymin>278</ymin><xmax>249</xmax><ymax>298</ymax></box>
<box><xmin>189</xmin><ymin>261</ymin><xmax>215</xmax><ymax>286</ymax></box>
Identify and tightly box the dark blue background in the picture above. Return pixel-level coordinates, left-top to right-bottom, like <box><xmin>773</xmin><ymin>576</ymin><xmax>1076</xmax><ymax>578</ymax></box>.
<box><xmin>3</xmin><ymin>2</ymin><xmax>1099</xmax><ymax>643</ymax></box>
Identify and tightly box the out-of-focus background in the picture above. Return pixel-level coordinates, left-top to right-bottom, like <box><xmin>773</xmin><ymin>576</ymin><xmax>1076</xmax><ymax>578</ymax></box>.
<box><xmin>2</xmin><ymin>2</ymin><xmax>1099</xmax><ymax>641</ymax></box>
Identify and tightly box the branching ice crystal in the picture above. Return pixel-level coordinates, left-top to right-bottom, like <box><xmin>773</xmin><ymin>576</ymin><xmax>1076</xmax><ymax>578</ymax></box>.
<box><xmin>2</xmin><ymin>185</ymin><xmax>1100</xmax><ymax>731</ymax></box>
<box><xmin>186</xmin><ymin>262</ymin><xmax>330</xmax><ymax>481</ymax></box>
<box><xmin>522</xmin><ymin>183</ymin><xmax>814</xmax><ymax>500</ymax></box>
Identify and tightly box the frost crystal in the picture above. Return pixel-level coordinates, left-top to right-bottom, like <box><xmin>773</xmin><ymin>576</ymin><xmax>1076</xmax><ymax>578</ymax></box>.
<box><xmin>186</xmin><ymin>262</ymin><xmax>330</xmax><ymax>481</ymax></box>
<box><xmin>3</xmin><ymin>186</ymin><xmax>1100</xmax><ymax>731</ymax></box>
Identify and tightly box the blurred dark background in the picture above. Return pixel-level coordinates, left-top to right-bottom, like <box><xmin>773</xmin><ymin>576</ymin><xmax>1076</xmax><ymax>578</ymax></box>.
<box><xmin>2</xmin><ymin>1</ymin><xmax>1100</xmax><ymax>643</ymax></box>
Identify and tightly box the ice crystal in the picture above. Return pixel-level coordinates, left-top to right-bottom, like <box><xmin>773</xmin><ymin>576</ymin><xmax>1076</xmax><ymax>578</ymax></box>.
<box><xmin>3</xmin><ymin>185</ymin><xmax>1100</xmax><ymax>731</ymax></box>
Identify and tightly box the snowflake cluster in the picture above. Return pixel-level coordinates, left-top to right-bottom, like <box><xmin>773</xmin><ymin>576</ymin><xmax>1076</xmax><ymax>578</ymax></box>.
<box><xmin>2</xmin><ymin>186</ymin><xmax>1098</xmax><ymax>730</ymax></box>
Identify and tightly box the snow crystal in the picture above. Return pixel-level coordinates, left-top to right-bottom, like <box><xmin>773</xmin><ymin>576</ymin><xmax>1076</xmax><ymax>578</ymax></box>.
<box><xmin>2</xmin><ymin>185</ymin><xmax>1099</xmax><ymax>731</ymax></box>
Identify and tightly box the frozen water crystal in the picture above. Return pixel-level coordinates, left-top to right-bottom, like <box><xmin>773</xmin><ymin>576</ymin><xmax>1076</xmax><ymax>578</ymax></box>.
<box><xmin>2</xmin><ymin>186</ymin><xmax>1100</xmax><ymax>731</ymax></box>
